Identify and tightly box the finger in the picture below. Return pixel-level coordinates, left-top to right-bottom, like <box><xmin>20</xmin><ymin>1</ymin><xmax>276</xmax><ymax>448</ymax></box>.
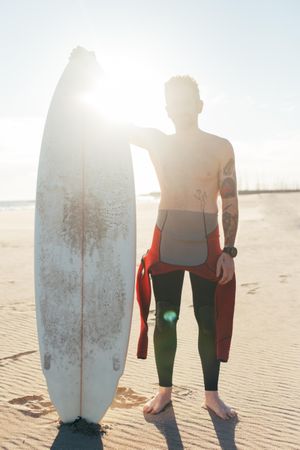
<box><xmin>219</xmin><ymin>270</ymin><xmax>229</xmax><ymax>284</ymax></box>
<box><xmin>220</xmin><ymin>273</ymin><xmax>233</xmax><ymax>284</ymax></box>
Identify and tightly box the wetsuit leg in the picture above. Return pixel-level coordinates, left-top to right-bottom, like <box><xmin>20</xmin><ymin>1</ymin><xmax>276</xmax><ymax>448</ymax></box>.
<box><xmin>151</xmin><ymin>270</ymin><xmax>185</xmax><ymax>387</ymax></box>
<box><xmin>189</xmin><ymin>272</ymin><xmax>220</xmax><ymax>391</ymax></box>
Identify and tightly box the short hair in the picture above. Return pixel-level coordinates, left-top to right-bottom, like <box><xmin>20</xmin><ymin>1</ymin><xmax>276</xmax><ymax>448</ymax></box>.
<box><xmin>164</xmin><ymin>75</ymin><xmax>200</xmax><ymax>103</ymax></box>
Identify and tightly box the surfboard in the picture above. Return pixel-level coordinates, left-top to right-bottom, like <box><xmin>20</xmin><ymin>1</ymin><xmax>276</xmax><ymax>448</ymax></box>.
<box><xmin>34</xmin><ymin>47</ymin><xmax>136</xmax><ymax>423</ymax></box>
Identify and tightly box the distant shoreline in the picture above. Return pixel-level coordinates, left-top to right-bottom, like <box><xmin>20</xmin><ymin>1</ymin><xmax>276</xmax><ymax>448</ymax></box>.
<box><xmin>139</xmin><ymin>189</ymin><xmax>300</xmax><ymax>197</ymax></box>
<box><xmin>1</xmin><ymin>188</ymin><xmax>300</xmax><ymax>210</ymax></box>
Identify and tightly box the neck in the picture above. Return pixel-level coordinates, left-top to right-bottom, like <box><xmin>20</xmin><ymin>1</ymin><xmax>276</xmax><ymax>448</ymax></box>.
<box><xmin>175</xmin><ymin>125</ymin><xmax>201</xmax><ymax>136</ymax></box>
<box><xmin>174</xmin><ymin>118</ymin><xmax>200</xmax><ymax>135</ymax></box>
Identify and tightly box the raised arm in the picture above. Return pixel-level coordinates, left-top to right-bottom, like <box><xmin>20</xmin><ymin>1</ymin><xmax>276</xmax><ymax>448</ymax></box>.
<box><xmin>122</xmin><ymin>123</ymin><xmax>166</xmax><ymax>152</ymax></box>
<box><xmin>218</xmin><ymin>140</ymin><xmax>239</xmax><ymax>247</ymax></box>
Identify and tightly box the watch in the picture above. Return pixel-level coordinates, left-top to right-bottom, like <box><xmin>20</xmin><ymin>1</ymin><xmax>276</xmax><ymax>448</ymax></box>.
<box><xmin>222</xmin><ymin>246</ymin><xmax>238</xmax><ymax>258</ymax></box>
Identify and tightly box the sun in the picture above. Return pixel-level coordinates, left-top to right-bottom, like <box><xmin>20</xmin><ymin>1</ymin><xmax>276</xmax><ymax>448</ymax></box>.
<box><xmin>78</xmin><ymin>52</ymin><xmax>166</xmax><ymax>128</ymax></box>
<box><xmin>79</xmin><ymin>76</ymin><xmax>127</xmax><ymax>124</ymax></box>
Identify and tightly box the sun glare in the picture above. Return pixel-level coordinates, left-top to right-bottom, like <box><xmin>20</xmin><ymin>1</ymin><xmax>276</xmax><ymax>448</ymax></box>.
<box><xmin>79</xmin><ymin>77</ymin><xmax>126</xmax><ymax>123</ymax></box>
<box><xmin>78</xmin><ymin>52</ymin><xmax>165</xmax><ymax>128</ymax></box>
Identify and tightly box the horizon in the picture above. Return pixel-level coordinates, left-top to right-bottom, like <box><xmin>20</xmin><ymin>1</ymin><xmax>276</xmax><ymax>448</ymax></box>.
<box><xmin>1</xmin><ymin>186</ymin><xmax>300</xmax><ymax>206</ymax></box>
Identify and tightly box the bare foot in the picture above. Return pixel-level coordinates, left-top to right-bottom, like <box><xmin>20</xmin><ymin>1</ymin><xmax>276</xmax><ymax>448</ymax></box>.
<box><xmin>201</xmin><ymin>391</ymin><xmax>237</xmax><ymax>420</ymax></box>
<box><xmin>143</xmin><ymin>386</ymin><xmax>172</xmax><ymax>414</ymax></box>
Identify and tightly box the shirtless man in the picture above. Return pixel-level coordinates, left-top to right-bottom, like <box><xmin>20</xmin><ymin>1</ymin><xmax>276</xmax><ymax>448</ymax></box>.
<box><xmin>125</xmin><ymin>75</ymin><xmax>238</xmax><ymax>420</ymax></box>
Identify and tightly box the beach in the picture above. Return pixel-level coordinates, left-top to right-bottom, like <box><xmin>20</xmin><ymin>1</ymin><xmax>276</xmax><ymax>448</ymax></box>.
<box><xmin>0</xmin><ymin>191</ymin><xmax>300</xmax><ymax>449</ymax></box>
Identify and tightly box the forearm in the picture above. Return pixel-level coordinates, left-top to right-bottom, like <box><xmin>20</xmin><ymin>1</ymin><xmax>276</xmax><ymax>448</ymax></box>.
<box><xmin>109</xmin><ymin>121</ymin><xmax>142</xmax><ymax>145</ymax></box>
<box><xmin>97</xmin><ymin>111</ymin><xmax>134</xmax><ymax>139</ymax></box>
<box><xmin>222</xmin><ymin>198</ymin><xmax>239</xmax><ymax>247</ymax></box>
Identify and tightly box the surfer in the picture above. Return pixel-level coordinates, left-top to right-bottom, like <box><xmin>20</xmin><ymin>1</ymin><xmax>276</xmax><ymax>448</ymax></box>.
<box><xmin>125</xmin><ymin>75</ymin><xmax>239</xmax><ymax>420</ymax></box>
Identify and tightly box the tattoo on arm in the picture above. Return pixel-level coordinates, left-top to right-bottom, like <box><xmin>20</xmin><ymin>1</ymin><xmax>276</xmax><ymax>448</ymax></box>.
<box><xmin>219</xmin><ymin>157</ymin><xmax>237</xmax><ymax>199</ymax></box>
<box><xmin>220</xmin><ymin>178</ymin><xmax>237</xmax><ymax>198</ymax></box>
<box><xmin>223</xmin><ymin>210</ymin><xmax>238</xmax><ymax>246</ymax></box>
<box><xmin>219</xmin><ymin>147</ymin><xmax>239</xmax><ymax>246</ymax></box>
<box><xmin>223</xmin><ymin>158</ymin><xmax>235</xmax><ymax>176</ymax></box>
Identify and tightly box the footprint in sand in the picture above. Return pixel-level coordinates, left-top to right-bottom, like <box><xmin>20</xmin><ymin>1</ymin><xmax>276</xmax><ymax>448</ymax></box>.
<box><xmin>149</xmin><ymin>383</ymin><xmax>193</xmax><ymax>398</ymax></box>
<box><xmin>241</xmin><ymin>282</ymin><xmax>260</xmax><ymax>295</ymax></box>
<box><xmin>111</xmin><ymin>385</ymin><xmax>194</xmax><ymax>410</ymax></box>
<box><xmin>8</xmin><ymin>394</ymin><xmax>55</xmax><ymax>417</ymax></box>
<box><xmin>0</xmin><ymin>350</ymin><xmax>37</xmax><ymax>367</ymax></box>
<box><xmin>110</xmin><ymin>387</ymin><xmax>148</xmax><ymax>409</ymax></box>
<box><xmin>246</xmin><ymin>288</ymin><xmax>259</xmax><ymax>295</ymax></box>
<box><xmin>279</xmin><ymin>274</ymin><xmax>290</xmax><ymax>283</ymax></box>
<box><xmin>171</xmin><ymin>385</ymin><xmax>194</xmax><ymax>398</ymax></box>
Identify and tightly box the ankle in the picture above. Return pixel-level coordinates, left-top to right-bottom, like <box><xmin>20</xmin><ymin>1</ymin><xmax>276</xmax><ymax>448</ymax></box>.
<box><xmin>205</xmin><ymin>390</ymin><xmax>219</xmax><ymax>398</ymax></box>
<box><xmin>158</xmin><ymin>385</ymin><xmax>172</xmax><ymax>394</ymax></box>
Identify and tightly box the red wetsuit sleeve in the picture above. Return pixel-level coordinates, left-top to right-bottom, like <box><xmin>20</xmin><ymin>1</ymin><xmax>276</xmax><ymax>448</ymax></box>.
<box><xmin>214</xmin><ymin>273</ymin><xmax>236</xmax><ymax>362</ymax></box>
<box><xmin>136</xmin><ymin>256</ymin><xmax>152</xmax><ymax>359</ymax></box>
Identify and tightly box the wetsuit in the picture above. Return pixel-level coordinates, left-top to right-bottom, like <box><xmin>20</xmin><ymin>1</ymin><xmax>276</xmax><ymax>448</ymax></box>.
<box><xmin>152</xmin><ymin>269</ymin><xmax>220</xmax><ymax>389</ymax></box>
<box><xmin>135</xmin><ymin>208</ymin><xmax>236</xmax><ymax>389</ymax></box>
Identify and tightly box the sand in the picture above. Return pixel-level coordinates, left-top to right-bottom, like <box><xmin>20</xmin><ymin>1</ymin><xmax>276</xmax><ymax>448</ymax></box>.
<box><xmin>0</xmin><ymin>192</ymin><xmax>300</xmax><ymax>449</ymax></box>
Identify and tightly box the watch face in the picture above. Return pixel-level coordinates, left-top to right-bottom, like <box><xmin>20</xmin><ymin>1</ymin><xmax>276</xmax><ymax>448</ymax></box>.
<box><xmin>231</xmin><ymin>247</ymin><xmax>237</xmax><ymax>257</ymax></box>
<box><xmin>224</xmin><ymin>247</ymin><xmax>237</xmax><ymax>257</ymax></box>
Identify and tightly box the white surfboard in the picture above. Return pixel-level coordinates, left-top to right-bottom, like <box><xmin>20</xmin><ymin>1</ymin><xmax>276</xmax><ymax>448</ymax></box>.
<box><xmin>34</xmin><ymin>47</ymin><xmax>136</xmax><ymax>423</ymax></box>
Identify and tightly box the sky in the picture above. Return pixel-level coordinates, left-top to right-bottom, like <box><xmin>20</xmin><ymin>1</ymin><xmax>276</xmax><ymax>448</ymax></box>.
<box><xmin>1</xmin><ymin>0</ymin><xmax>300</xmax><ymax>200</ymax></box>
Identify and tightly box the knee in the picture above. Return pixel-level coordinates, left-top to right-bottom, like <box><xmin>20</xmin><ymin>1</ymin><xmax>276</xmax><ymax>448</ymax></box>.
<box><xmin>194</xmin><ymin>304</ymin><xmax>215</xmax><ymax>336</ymax></box>
<box><xmin>155</xmin><ymin>301</ymin><xmax>180</xmax><ymax>332</ymax></box>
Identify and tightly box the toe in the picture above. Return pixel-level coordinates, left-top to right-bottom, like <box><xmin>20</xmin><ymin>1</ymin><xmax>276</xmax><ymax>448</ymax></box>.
<box><xmin>143</xmin><ymin>397</ymin><xmax>155</xmax><ymax>413</ymax></box>
<box><xmin>226</xmin><ymin>408</ymin><xmax>235</xmax><ymax>418</ymax></box>
<box><xmin>143</xmin><ymin>402</ymin><xmax>152</xmax><ymax>414</ymax></box>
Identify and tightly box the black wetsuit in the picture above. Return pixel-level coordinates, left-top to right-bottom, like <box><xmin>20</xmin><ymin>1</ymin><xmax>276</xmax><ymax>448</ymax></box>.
<box><xmin>150</xmin><ymin>208</ymin><xmax>220</xmax><ymax>391</ymax></box>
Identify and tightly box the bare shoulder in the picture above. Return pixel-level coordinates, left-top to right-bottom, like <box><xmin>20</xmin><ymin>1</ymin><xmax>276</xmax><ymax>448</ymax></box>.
<box><xmin>201</xmin><ymin>130</ymin><xmax>233</xmax><ymax>148</ymax></box>
<box><xmin>201</xmin><ymin>131</ymin><xmax>235</xmax><ymax>161</ymax></box>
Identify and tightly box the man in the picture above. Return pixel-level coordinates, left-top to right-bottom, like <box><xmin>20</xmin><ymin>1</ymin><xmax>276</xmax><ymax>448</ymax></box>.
<box><xmin>126</xmin><ymin>75</ymin><xmax>239</xmax><ymax>420</ymax></box>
